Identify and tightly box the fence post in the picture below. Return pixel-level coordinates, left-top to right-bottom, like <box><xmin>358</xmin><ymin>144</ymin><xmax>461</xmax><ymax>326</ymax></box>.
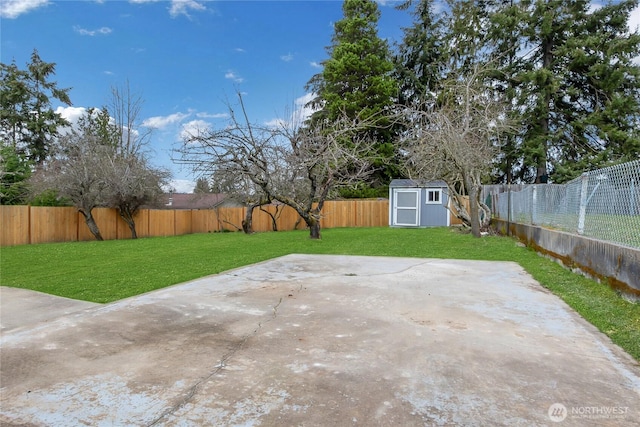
<box><xmin>577</xmin><ymin>173</ymin><xmax>589</xmax><ymax>235</ymax></box>
<box><xmin>532</xmin><ymin>185</ymin><xmax>538</xmax><ymax>225</ymax></box>
<box><xmin>507</xmin><ymin>184</ymin><xmax>511</xmax><ymax>236</ymax></box>
<box><xmin>631</xmin><ymin>179</ymin><xmax>637</xmax><ymax>215</ymax></box>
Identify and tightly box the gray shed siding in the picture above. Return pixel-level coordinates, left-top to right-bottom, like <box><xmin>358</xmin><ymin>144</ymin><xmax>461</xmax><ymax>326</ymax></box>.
<box><xmin>389</xmin><ymin>180</ymin><xmax>450</xmax><ymax>227</ymax></box>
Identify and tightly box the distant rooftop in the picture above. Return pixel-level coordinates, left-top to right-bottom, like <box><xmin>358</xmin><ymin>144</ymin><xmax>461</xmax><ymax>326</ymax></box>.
<box><xmin>389</xmin><ymin>179</ymin><xmax>448</xmax><ymax>188</ymax></box>
<box><xmin>159</xmin><ymin>193</ymin><xmax>232</xmax><ymax>210</ymax></box>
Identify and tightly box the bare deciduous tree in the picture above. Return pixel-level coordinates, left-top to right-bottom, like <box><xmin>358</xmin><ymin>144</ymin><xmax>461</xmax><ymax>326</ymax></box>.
<box><xmin>177</xmin><ymin>96</ymin><xmax>278</xmax><ymax>234</ymax></box>
<box><xmin>102</xmin><ymin>155</ymin><xmax>169</xmax><ymax>238</ymax></box>
<box><xmin>109</xmin><ymin>80</ymin><xmax>150</xmax><ymax>158</ymax></box>
<box><xmin>32</xmin><ymin>100</ymin><xmax>168</xmax><ymax>240</ymax></box>
<box><xmin>31</xmin><ymin>109</ymin><xmax>112</xmax><ymax>240</ymax></box>
<box><xmin>274</xmin><ymin>114</ymin><xmax>378</xmax><ymax>239</ymax></box>
<box><xmin>399</xmin><ymin>66</ymin><xmax>511</xmax><ymax>237</ymax></box>
<box><xmin>176</xmin><ymin>93</ymin><xmax>378</xmax><ymax>239</ymax></box>
<box><xmin>104</xmin><ymin>82</ymin><xmax>167</xmax><ymax>238</ymax></box>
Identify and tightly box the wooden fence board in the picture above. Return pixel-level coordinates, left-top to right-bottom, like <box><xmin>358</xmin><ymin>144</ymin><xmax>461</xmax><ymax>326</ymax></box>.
<box><xmin>30</xmin><ymin>206</ymin><xmax>78</xmax><ymax>244</ymax></box>
<box><xmin>191</xmin><ymin>210</ymin><xmax>220</xmax><ymax>234</ymax></box>
<box><xmin>136</xmin><ymin>210</ymin><xmax>151</xmax><ymax>238</ymax></box>
<box><xmin>1</xmin><ymin>205</ymin><xmax>30</xmax><ymax>246</ymax></box>
<box><xmin>77</xmin><ymin>208</ymin><xmax>119</xmax><ymax>241</ymax></box>
<box><xmin>277</xmin><ymin>205</ymin><xmax>304</xmax><ymax>231</ymax></box>
<box><xmin>175</xmin><ymin>210</ymin><xmax>193</xmax><ymax>236</ymax></box>
<box><xmin>215</xmin><ymin>207</ymin><xmax>245</xmax><ymax>232</ymax></box>
<box><xmin>114</xmin><ymin>210</ymin><xmax>151</xmax><ymax>240</ymax></box>
<box><xmin>321</xmin><ymin>200</ymin><xmax>350</xmax><ymax>228</ymax></box>
<box><xmin>251</xmin><ymin>206</ymin><xmax>275</xmax><ymax>232</ymax></box>
<box><xmin>148</xmin><ymin>210</ymin><xmax>176</xmax><ymax>237</ymax></box>
<box><xmin>245</xmin><ymin>205</ymin><xmax>295</xmax><ymax>232</ymax></box>
<box><xmin>358</xmin><ymin>199</ymin><xmax>389</xmax><ymax>227</ymax></box>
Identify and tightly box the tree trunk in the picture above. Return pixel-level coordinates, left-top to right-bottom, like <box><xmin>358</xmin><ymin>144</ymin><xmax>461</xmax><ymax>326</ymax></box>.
<box><xmin>242</xmin><ymin>204</ymin><xmax>258</xmax><ymax>234</ymax></box>
<box><xmin>536</xmin><ymin>35</ymin><xmax>553</xmax><ymax>184</ymax></box>
<box><xmin>308</xmin><ymin>218</ymin><xmax>321</xmax><ymax>240</ymax></box>
<box><xmin>464</xmin><ymin>174</ymin><xmax>481</xmax><ymax>238</ymax></box>
<box><xmin>446</xmin><ymin>184</ymin><xmax>471</xmax><ymax>228</ymax></box>
<box><xmin>260</xmin><ymin>205</ymin><xmax>280</xmax><ymax>232</ymax></box>
<box><xmin>127</xmin><ymin>220</ymin><xmax>138</xmax><ymax>239</ymax></box>
<box><xmin>121</xmin><ymin>213</ymin><xmax>138</xmax><ymax>239</ymax></box>
<box><xmin>79</xmin><ymin>208</ymin><xmax>104</xmax><ymax>241</ymax></box>
<box><xmin>300</xmin><ymin>209</ymin><xmax>322</xmax><ymax>240</ymax></box>
<box><xmin>479</xmin><ymin>200</ymin><xmax>492</xmax><ymax>230</ymax></box>
<box><xmin>118</xmin><ymin>206</ymin><xmax>138</xmax><ymax>239</ymax></box>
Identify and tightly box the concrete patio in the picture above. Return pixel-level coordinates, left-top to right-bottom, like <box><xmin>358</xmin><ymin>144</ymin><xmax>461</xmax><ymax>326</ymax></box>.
<box><xmin>1</xmin><ymin>254</ymin><xmax>638</xmax><ymax>426</ymax></box>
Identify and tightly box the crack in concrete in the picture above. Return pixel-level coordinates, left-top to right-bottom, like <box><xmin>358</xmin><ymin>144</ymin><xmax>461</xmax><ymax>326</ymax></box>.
<box><xmin>223</xmin><ymin>259</ymin><xmax>438</xmax><ymax>283</ymax></box>
<box><xmin>146</xmin><ymin>289</ymin><xmax>299</xmax><ymax>426</ymax></box>
<box><xmin>273</xmin><ymin>297</ymin><xmax>283</xmax><ymax>318</ymax></box>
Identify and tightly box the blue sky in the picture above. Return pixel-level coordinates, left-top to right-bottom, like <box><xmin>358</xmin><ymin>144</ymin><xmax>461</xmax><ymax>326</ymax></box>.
<box><xmin>1</xmin><ymin>0</ymin><xmax>412</xmax><ymax>192</ymax></box>
<box><xmin>2</xmin><ymin>1</ymin><xmax>638</xmax><ymax>192</ymax></box>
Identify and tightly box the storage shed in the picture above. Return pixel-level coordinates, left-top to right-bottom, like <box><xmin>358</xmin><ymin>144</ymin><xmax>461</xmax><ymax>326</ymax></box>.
<box><xmin>389</xmin><ymin>179</ymin><xmax>450</xmax><ymax>227</ymax></box>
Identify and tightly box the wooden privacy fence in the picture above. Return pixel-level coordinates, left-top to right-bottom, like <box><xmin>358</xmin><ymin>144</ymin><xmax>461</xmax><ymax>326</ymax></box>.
<box><xmin>1</xmin><ymin>200</ymin><xmax>391</xmax><ymax>246</ymax></box>
<box><xmin>1</xmin><ymin>199</ymin><xmax>466</xmax><ymax>246</ymax></box>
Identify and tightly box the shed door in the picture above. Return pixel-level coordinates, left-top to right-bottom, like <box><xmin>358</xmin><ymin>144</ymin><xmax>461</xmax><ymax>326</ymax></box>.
<box><xmin>393</xmin><ymin>189</ymin><xmax>420</xmax><ymax>226</ymax></box>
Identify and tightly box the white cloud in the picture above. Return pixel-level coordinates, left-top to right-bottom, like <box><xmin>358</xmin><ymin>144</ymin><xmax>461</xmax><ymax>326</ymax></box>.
<box><xmin>265</xmin><ymin>93</ymin><xmax>317</xmax><ymax>130</ymax></box>
<box><xmin>0</xmin><ymin>0</ymin><xmax>48</xmax><ymax>18</ymax></box>
<box><xmin>55</xmin><ymin>106</ymin><xmax>120</xmax><ymax>136</ymax></box>
<box><xmin>73</xmin><ymin>25</ymin><xmax>112</xmax><ymax>36</ymax></box>
<box><xmin>180</xmin><ymin>119</ymin><xmax>210</xmax><ymax>140</ymax></box>
<box><xmin>632</xmin><ymin>3</ymin><xmax>640</xmax><ymax>65</ymax></box>
<box><xmin>165</xmin><ymin>179</ymin><xmax>195</xmax><ymax>193</ymax></box>
<box><xmin>196</xmin><ymin>112</ymin><xmax>228</xmax><ymax>119</ymax></box>
<box><xmin>280</xmin><ymin>53</ymin><xmax>294</xmax><ymax>62</ymax></box>
<box><xmin>293</xmin><ymin>93</ymin><xmax>317</xmax><ymax>123</ymax></box>
<box><xmin>435</xmin><ymin>0</ymin><xmax>448</xmax><ymax>14</ymax></box>
<box><xmin>225</xmin><ymin>71</ymin><xmax>244</xmax><ymax>83</ymax></box>
<box><xmin>588</xmin><ymin>2</ymin><xmax>602</xmax><ymax>14</ymax></box>
<box><xmin>235</xmin><ymin>48</ymin><xmax>246</xmax><ymax>53</ymax></box>
<box><xmin>264</xmin><ymin>118</ymin><xmax>287</xmax><ymax>129</ymax></box>
<box><xmin>169</xmin><ymin>0</ymin><xmax>206</xmax><ymax>18</ymax></box>
<box><xmin>129</xmin><ymin>0</ymin><xmax>206</xmax><ymax>18</ymax></box>
<box><xmin>142</xmin><ymin>112</ymin><xmax>190</xmax><ymax>129</ymax></box>
<box><xmin>56</xmin><ymin>106</ymin><xmax>87</xmax><ymax>130</ymax></box>
<box><xmin>310</xmin><ymin>61</ymin><xmax>322</xmax><ymax>69</ymax></box>
<box><xmin>630</xmin><ymin>3</ymin><xmax>640</xmax><ymax>33</ymax></box>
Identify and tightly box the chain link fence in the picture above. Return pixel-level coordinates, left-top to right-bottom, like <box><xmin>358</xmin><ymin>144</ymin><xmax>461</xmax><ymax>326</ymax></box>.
<box><xmin>490</xmin><ymin>160</ymin><xmax>640</xmax><ymax>250</ymax></box>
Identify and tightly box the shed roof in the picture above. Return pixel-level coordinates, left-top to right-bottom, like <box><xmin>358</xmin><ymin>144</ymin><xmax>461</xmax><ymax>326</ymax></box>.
<box><xmin>389</xmin><ymin>179</ymin><xmax>448</xmax><ymax>188</ymax></box>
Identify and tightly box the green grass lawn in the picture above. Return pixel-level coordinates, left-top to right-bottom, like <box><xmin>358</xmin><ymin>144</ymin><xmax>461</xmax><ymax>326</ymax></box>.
<box><xmin>1</xmin><ymin>227</ymin><xmax>638</xmax><ymax>361</ymax></box>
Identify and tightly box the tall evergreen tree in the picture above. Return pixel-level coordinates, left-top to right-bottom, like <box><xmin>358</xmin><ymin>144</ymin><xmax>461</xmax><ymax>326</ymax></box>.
<box><xmin>485</xmin><ymin>0</ymin><xmax>528</xmax><ymax>183</ymax></box>
<box><xmin>394</xmin><ymin>0</ymin><xmax>447</xmax><ymax>107</ymax></box>
<box><xmin>517</xmin><ymin>0</ymin><xmax>640</xmax><ymax>182</ymax></box>
<box><xmin>0</xmin><ymin>144</ymin><xmax>32</xmax><ymax>205</ymax></box>
<box><xmin>0</xmin><ymin>49</ymin><xmax>72</xmax><ymax>164</ymax></box>
<box><xmin>306</xmin><ymin>0</ymin><xmax>398</xmax><ymax>193</ymax></box>
<box><xmin>395</xmin><ymin>0</ymin><xmax>640</xmax><ymax>184</ymax></box>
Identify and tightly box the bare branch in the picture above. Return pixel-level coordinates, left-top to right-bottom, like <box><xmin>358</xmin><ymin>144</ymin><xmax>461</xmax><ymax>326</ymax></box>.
<box><xmin>398</xmin><ymin>63</ymin><xmax>514</xmax><ymax>236</ymax></box>
<box><xmin>175</xmin><ymin>93</ymin><xmax>381</xmax><ymax>238</ymax></box>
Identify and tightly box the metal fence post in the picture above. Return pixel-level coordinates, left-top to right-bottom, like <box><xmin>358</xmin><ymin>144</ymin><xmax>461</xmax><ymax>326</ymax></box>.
<box><xmin>507</xmin><ymin>184</ymin><xmax>511</xmax><ymax>236</ymax></box>
<box><xmin>577</xmin><ymin>173</ymin><xmax>589</xmax><ymax>235</ymax></box>
<box><xmin>532</xmin><ymin>185</ymin><xmax>538</xmax><ymax>225</ymax></box>
<box><xmin>632</xmin><ymin>179</ymin><xmax>637</xmax><ymax>215</ymax></box>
